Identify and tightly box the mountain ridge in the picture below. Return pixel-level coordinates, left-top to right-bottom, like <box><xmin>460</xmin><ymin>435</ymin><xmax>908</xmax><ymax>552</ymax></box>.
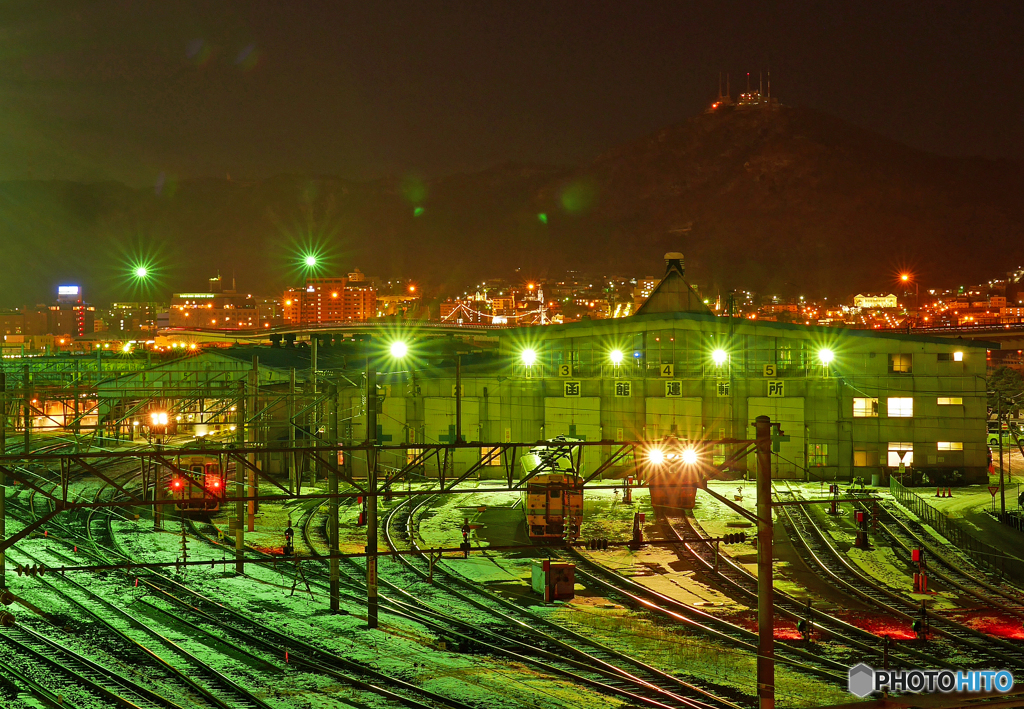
<box><xmin>1</xmin><ymin>105</ymin><xmax>1022</xmax><ymax>306</ymax></box>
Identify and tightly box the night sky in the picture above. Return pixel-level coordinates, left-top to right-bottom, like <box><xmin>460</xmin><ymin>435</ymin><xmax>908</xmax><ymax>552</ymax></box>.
<box><xmin>1</xmin><ymin>1</ymin><xmax>1022</xmax><ymax>187</ymax></box>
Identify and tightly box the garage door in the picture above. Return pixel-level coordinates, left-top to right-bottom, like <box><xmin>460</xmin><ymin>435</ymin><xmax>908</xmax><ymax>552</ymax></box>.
<box><xmin>646</xmin><ymin>397</ymin><xmax>702</xmax><ymax>440</ymax></box>
<box><xmin>746</xmin><ymin>397</ymin><xmax>805</xmax><ymax>477</ymax></box>
<box><xmin>424</xmin><ymin>397</ymin><xmax>480</xmax><ymax>443</ymax></box>
<box><xmin>544</xmin><ymin>397</ymin><xmax>601</xmax><ymax>441</ymax></box>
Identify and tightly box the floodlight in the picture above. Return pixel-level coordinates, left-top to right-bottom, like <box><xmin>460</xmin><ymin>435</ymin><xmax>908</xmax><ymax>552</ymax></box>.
<box><xmin>712</xmin><ymin>349</ymin><xmax>728</xmax><ymax>366</ymax></box>
<box><xmin>390</xmin><ymin>341</ymin><xmax>408</xmax><ymax>359</ymax></box>
<box><xmin>609</xmin><ymin>349</ymin><xmax>624</xmax><ymax>365</ymax></box>
<box><xmin>521</xmin><ymin>348</ymin><xmax>537</xmax><ymax>366</ymax></box>
<box><xmin>818</xmin><ymin>348</ymin><xmax>835</xmax><ymax>365</ymax></box>
<box><xmin>681</xmin><ymin>448</ymin><xmax>698</xmax><ymax>465</ymax></box>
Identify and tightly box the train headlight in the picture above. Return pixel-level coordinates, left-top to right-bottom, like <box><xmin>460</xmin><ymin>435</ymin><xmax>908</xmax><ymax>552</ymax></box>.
<box><xmin>648</xmin><ymin>448</ymin><xmax>665</xmax><ymax>465</ymax></box>
<box><xmin>681</xmin><ymin>448</ymin><xmax>698</xmax><ymax>465</ymax></box>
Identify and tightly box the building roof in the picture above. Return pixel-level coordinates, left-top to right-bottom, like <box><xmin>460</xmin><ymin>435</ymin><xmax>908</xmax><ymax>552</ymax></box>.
<box><xmin>633</xmin><ymin>252</ymin><xmax>712</xmax><ymax>316</ymax></box>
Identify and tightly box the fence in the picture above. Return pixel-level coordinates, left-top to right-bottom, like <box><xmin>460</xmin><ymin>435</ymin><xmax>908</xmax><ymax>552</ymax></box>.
<box><xmin>889</xmin><ymin>477</ymin><xmax>1024</xmax><ymax>583</ymax></box>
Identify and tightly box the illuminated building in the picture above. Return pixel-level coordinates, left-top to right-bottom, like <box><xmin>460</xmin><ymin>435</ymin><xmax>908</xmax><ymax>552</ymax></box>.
<box><xmin>282</xmin><ymin>271</ymin><xmax>377</xmax><ymax>325</ymax></box>
<box><xmin>853</xmin><ymin>293</ymin><xmax>898</xmax><ymax>309</ymax></box>
<box><xmin>170</xmin><ymin>276</ymin><xmax>259</xmax><ymax>329</ymax></box>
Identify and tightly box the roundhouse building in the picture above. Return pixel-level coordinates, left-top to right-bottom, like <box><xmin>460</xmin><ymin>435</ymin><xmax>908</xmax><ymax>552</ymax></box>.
<box><xmin>355</xmin><ymin>254</ymin><xmax>990</xmax><ymax>485</ymax></box>
<box><xmin>122</xmin><ymin>253</ymin><xmax>991</xmax><ymax>486</ymax></box>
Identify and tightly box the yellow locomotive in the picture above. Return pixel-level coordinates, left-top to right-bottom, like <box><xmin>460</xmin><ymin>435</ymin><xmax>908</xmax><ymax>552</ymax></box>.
<box><xmin>520</xmin><ymin>439</ymin><xmax>584</xmax><ymax>541</ymax></box>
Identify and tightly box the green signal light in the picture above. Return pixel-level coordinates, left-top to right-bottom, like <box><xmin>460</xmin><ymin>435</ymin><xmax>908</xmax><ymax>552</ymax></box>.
<box><xmin>414</xmin><ymin>207</ymin><xmax>425</xmax><ymax>217</ymax></box>
<box><xmin>537</xmin><ymin>213</ymin><xmax>548</xmax><ymax>224</ymax></box>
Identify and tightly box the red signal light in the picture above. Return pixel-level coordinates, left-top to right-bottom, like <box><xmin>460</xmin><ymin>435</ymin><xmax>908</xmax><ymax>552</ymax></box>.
<box><xmin>172</xmin><ymin>479</ymin><xmax>182</xmax><ymax>489</ymax></box>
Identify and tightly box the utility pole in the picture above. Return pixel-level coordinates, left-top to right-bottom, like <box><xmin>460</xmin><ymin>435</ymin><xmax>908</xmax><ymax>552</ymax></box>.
<box><xmin>455</xmin><ymin>354</ymin><xmax>463</xmax><ymax>443</ymax></box>
<box><xmin>247</xmin><ymin>358</ymin><xmax>258</xmax><ymax>533</ymax></box>
<box><xmin>288</xmin><ymin>368</ymin><xmax>296</xmax><ymax>494</ymax></box>
<box><xmin>999</xmin><ymin>392</ymin><xmax>1006</xmax><ymax>516</ymax></box>
<box><xmin>366</xmin><ymin>355</ymin><xmax>379</xmax><ymax>628</ymax></box>
<box><xmin>235</xmin><ymin>380</ymin><xmax>246</xmax><ymax>574</ymax></box>
<box><xmin>755</xmin><ymin>414</ymin><xmax>775</xmax><ymax>709</ymax></box>
<box><xmin>328</xmin><ymin>384</ymin><xmax>340</xmax><ymax>613</ymax></box>
<box><xmin>22</xmin><ymin>365</ymin><xmax>30</xmax><ymax>453</ymax></box>
<box><xmin>1</xmin><ymin>372</ymin><xmax>6</xmax><ymax>589</ymax></box>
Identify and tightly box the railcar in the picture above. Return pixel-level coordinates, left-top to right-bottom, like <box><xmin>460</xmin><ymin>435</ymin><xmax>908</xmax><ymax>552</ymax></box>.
<box><xmin>520</xmin><ymin>438</ymin><xmax>584</xmax><ymax>541</ymax></box>
<box><xmin>645</xmin><ymin>438</ymin><xmax>707</xmax><ymax>512</ymax></box>
<box><xmin>168</xmin><ymin>455</ymin><xmax>226</xmax><ymax>512</ymax></box>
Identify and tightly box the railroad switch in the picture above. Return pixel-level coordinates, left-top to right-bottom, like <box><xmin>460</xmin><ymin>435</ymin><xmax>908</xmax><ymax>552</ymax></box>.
<box><xmin>630</xmin><ymin>512</ymin><xmax>646</xmax><ymax>549</ymax></box>
<box><xmin>911</xmin><ymin>548</ymin><xmax>928</xmax><ymax>593</ymax></box>
<box><xmin>284</xmin><ymin>520</ymin><xmax>295</xmax><ymax>556</ymax></box>
<box><xmin>853</xmin><ymin>510</ymin><xmax>871</xmax><ymax>549</ymax></box>
<box><xmin>828</xmin><ymin>484</ymin><xmax>840</xmax><ymax>515</ymax></box>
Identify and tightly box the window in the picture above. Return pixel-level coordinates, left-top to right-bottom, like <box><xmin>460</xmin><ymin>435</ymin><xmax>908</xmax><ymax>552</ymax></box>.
<box><xmin>887</xmin><ymin>441</ymin><xmax>913</xmax><ymax>466</ymax></box>
<box><xmin>808</xmin><ymin>443</ymin><xmax>828</xmax><ymax>466</ymax></box>
<box><xmin>953</xmin><ymin>351</ymin><xmax>963</xmax><ymax>362</ymax></box>
<box><xmin>854</xmin><ymin>447</ymin><xmax>880</xmax><ymax>466</ymax></box>
<box><xmin>480</xmin><ymin>447</ymin><xmax>503</xmax><ymax>465</ymax></box>
<box><xmin>853</xmin><ymin>397</ymin><xmax>879</xmax><ymax>417</ymax></box>
<box><xmin>888</xmin><ymin>397</ymin><xmax>913</xmax><ymax>418</ymax></box>
<box><xmin>937</xmin><ymin>397</ymin><xmax>963</xmax><ymax>405</ymax></box>
<box><xmin>888</xmin><ymin>353</ymin><xmax>913</xmax><ymax>373</ymax></box>
<box><xmin>937</xmin><ymin>353</ymin><xmax>950</xmax><ymax>362</ymax></box>
<box><xmin>937</xmin><ymin>442</ymin><xmax>963</xmax><ymax>451</ymax></box>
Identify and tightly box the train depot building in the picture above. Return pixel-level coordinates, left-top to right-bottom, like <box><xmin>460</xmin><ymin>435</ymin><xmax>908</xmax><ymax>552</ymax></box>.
<box><xmin>105</xmin><ymin>254</ymin><xmax>992</xmax><ymax>487</ymax></box>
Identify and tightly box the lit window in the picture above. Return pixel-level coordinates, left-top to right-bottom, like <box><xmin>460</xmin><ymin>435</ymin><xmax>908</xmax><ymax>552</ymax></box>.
<box><xmin>887</xmin><ymin>441</ymin><xmax>913</xmax><ymax>466</ymax></box>
<box><xmin>937</xmin><ymin>397</ymin><xmax>963</xmax><ymax>405</ymax></box>
<box><xmin>808</xmin><ymin>443</ymin><xmax>828</xmax><ymax>466</ymax></box>
<box><xmin>937</xmin><ymin>442</ymin><xmax>963</xmax><ymax>451</ymax></box>
<box><xmin>853</xmin><ymin>397</ymin><xmax>879</xmax><ymax>417</ymax></box>
<box><xmin>953</xmin><ymin>351</ymin><xmax>963</xmax><ymax>362</ymax></box>
<box><xmin>888</xmin><ymin>397</ymin><xmax>913</xmax><ymax>417</ymax></box>
<box><xmin>480</xmin><ymin>447</ymin><xmax>502</xmax><ymax>466</ymax></box>
<box><xmin>888</xmin><ymin>353</ymin><xmax>912</xmax><ymax>373</ymax></box>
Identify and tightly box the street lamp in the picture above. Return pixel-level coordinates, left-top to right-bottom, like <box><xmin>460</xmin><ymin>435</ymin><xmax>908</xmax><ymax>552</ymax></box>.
<box><xmin>389</xmin><ymin>340</ymin><xmax>408</xmax><ymax>359</ymax></box>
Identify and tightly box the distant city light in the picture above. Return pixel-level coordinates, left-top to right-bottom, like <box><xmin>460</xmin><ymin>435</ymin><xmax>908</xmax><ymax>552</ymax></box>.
<box><xmin>521</xmin><ymin>348</ymin><xmax>537</xmax><ymax>366</ymax></box>
<box><xmin>390</xmin><ymin>341</ymin><xmax>408</xmax><ymax>359</ymax></box>
<box><xmin>712</xmin><ymin>349</ymin><xmax>727</xmax><ymax>365</ymax></box>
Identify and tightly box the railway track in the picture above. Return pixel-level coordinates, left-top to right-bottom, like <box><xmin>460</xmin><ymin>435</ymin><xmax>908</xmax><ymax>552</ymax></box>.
<box><xmin>0</xmin><ymin>624</ymin><xmax>186</xmax><ymax>709</ymax></box>
<box><xmin>559</xmin><ymin>546</ymin><xmax>847</xmax><ymax>680</ymax></box>
<box><xmin>774</xmin><ymin>481</ymin><xmax>1024</xmax><ymax>669</ymax></box>
<box><xmin>379</xmin><ymin>493</ymin><xmax>750</xmax><ymax>709</ymax></box>
<box><xmin>852</xmin><ymin>495</ymin><xmax>1024</xmax><ymax>616</ymax></box>
<box><xmin>666</xmin><ymin>509</ymin><xmax>953</xmax><ymax>669</ymax></box>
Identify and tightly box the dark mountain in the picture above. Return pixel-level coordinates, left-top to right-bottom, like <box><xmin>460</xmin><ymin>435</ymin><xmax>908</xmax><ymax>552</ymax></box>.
<box><xmin>2</xmin><ymin>105</ymin><xmax>1022</xmax><ymax>306</ymax></box>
